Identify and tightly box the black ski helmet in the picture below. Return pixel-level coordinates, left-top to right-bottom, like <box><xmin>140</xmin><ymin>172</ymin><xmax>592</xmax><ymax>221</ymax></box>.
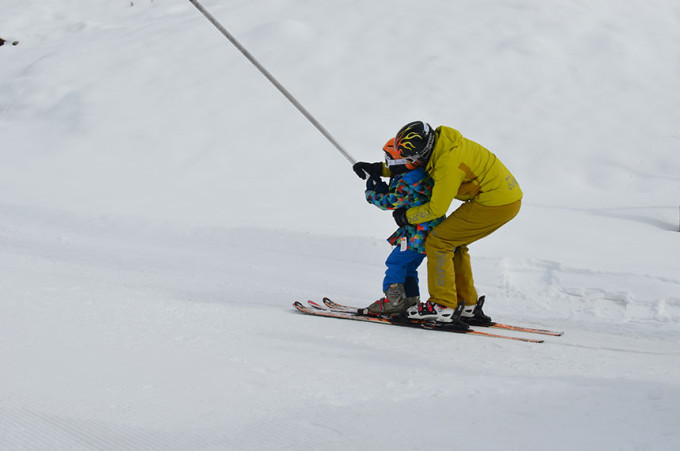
<box><xmin>394</xmin><ymin>121</ymin><xmax>435</xmax><ymax>166</ymax></box>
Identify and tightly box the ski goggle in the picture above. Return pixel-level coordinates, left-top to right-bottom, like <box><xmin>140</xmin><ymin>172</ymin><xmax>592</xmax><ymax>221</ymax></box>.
<box><xmin>384</xmin><ymin>155</ymin><xmax>419</xmax><ymax>167</ymax></box>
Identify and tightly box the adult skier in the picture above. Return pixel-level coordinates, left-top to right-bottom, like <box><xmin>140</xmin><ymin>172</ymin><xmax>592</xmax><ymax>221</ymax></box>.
<box><xmin>353</xmin><ymin>121</ymin><xmax>522</xmax><ymax>329</ymax></box>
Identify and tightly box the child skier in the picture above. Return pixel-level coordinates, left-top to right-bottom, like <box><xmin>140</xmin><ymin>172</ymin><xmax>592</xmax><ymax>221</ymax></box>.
<box><xmin>363</xmin><ymin>138</ymin><xmax>445</xmax><ymax>315</ymax></box>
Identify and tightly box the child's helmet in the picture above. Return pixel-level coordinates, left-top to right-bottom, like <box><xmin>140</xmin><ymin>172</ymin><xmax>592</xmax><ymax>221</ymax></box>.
<box><xmin>393</xmin><ymin>121</ymin><xmax>436</xmax><ymax>167</ymax></box>
<box><xmin>382</xmin><ymin>137</ymin><xmax>398</xmax><ymax>160</ymax></box>
<box><xmin>382</xmin><ymin>137</ymin><xmax>414</xmax><ymax>172</ymax></box>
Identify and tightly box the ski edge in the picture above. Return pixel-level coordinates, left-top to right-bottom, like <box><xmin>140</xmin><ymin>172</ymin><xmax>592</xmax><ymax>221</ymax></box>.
<box><xmin>490</xmin><ymin>322</ymin><xmax>563</xmax><ymax>336</ymax></box>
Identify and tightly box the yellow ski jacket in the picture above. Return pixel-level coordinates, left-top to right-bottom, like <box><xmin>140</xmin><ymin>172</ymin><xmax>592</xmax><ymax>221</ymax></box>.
<box><xmin>404</xmin><ymin>126</ymin><xmax>522</xmax><ymax>225</ymax></box>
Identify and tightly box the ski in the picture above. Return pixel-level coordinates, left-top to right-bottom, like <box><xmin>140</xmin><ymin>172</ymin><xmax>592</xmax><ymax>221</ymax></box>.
<box><xmin>320</xmin><ymin>297</ymin><xmax>563</xmax><ymax>337</ymax></box>
<box><xmin>293</xmin><ymin>301</ymin><xmax>544</xmax><ymax>343</ymax></box>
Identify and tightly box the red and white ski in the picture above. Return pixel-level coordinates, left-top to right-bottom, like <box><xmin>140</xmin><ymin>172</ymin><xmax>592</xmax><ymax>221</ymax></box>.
<box><xmin>293</xmin><ymin>301</ymin><xmax>545</xmax><ymax>343</ymax></box>
<box><xmin>318</xmin><ymin>297</ymin><xmax>563</xmax><ymax>337</ymax></box>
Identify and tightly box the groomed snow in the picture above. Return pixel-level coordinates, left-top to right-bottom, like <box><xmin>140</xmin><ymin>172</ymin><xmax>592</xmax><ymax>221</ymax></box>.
<box><xmin>1</xmin><ymin>1</ymin><xmax>679</xmax><ymax>449</ymax></box>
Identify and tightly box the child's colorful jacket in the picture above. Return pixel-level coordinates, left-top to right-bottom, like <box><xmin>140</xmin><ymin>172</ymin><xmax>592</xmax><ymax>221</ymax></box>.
<box><xmin>365</xmin><ymin>167</ymin><xmax>444</xmax><ymax>254</ymax></box>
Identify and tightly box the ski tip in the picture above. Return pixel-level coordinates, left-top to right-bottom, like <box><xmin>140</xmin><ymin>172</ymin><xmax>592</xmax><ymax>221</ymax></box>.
<box><xmin>307</xmin><ymin>300</ymin><xmax>325</xmax><ymax>310</ymax></box>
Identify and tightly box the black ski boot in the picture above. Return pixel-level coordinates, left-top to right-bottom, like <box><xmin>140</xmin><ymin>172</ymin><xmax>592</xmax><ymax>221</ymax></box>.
<box><xmin>461</xmin><ymin>296</ymin><xmax>493</xmax><ymax>326</ymax></box>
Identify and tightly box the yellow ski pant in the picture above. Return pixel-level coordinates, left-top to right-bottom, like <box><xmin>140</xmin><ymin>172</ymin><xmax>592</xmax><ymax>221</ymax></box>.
<box><xmin>425</xmin><ymin>200</ymin><xmax>521</xmax><ymax>309</ymax></box>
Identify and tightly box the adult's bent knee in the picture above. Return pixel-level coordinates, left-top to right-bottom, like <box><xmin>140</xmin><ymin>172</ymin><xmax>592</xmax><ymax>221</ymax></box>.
<box><xmin>425</xmin><ymin>230</ymin><xmax>454</xmax><ymax>254</ymax></box>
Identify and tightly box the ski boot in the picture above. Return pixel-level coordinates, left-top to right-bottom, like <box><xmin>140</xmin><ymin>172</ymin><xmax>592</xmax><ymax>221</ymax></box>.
<box><xmin>460</xmin><ymin>295</ymin><xmax>493</xmax><ymax>326</ymax></box>
<box><xmin>366</xmin><ymin>283</ymin><xmax>409</xmax><ymax>315</ymax></box>
<box><xmin>405</xmin><ymin>300</ymin><xmax>469</xmax><ymax>331</ymax></box>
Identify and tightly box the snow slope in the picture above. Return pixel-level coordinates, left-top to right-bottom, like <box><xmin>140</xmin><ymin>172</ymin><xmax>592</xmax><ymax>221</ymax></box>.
<box><xmin>1</xmin><ymin>0</ymin><xmax>679</xmax><ymax>449</ymax></box>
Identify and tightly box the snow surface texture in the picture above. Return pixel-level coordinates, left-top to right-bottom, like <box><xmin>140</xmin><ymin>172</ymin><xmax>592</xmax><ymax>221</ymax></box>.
<box><xmin>1</xmin><ymin>0</ymin><xmax>680</xmax><ymax>450</ymax></box>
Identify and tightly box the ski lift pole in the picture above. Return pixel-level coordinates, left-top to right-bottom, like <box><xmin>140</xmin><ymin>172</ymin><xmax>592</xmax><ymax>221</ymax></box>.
<box><xmin>188</xmin><ymin>0</ymin><xmax>356</xmax><ymax>165</ymax></box>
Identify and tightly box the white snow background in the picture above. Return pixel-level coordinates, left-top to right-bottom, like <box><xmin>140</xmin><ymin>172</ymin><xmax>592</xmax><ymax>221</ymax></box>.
<box><xmin>2</xmin><ymin>0</ymin><xmax>680</xmax><ymax>449</ymax></box>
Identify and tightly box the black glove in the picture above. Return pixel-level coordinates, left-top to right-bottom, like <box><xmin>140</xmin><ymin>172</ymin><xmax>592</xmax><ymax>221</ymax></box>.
<box><xmin>352</xmin><ymin>162</ymin><xmax>383</xmax><ymax>180</ymax></box>
<box><xmin>393</xmin><ymin>207</ymin><xmax>410</xmax><ymax>227</ymax></box>
<box><xmin>366</xmin><ymin>176</ymin><xmax>389</xmax><ymax>194</ymax></box>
